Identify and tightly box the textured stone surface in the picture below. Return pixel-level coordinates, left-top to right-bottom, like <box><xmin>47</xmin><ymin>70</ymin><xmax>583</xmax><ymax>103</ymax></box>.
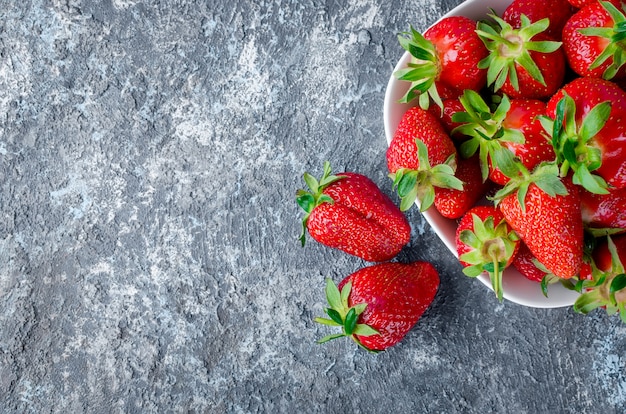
<box><xmin>1</xmin><ymin>0</ymin><xmax>625</xmax><ymax>412</ymax></box>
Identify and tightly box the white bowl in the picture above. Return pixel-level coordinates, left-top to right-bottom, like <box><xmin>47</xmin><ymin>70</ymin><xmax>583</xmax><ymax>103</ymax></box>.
<box><xmin>383</xmin><ymin>0</ymin><xmax>580</xmax><ymax>308</ymax></box>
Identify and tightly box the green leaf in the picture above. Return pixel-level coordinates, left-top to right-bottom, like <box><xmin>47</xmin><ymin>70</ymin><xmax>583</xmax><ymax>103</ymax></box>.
<box><xmin>418</xmin><ymin>185</ymin><xmax>436</xmax><ymax>212</ymax></box>
<box><xmin>303</xmin><ymin>172</ymin><xmax>319</xmax><ymax>194</ymax></box>
<box><xmin>415</xmin><ymin>139</ymin><xmax>432</xmax><ymax>170</ymax></box>
<box><xmin>326</xmin><ymin>308</ymin><xmax>344</xmax><ymax>326</ymax></box>
<box><xmin>459</xmin><ymin>229</ymin><xmax>480</xmax><ymax>249</ymax></box>
<box><xmin>516</xmin><ymin>182</ymin><xmax>529</xmax><ymax>213</ymax></box>
<box><xmin>526</xmin><ymin>40</ymin><xmax>562</xmax><ymax>54</ymax></box>
<box><xmin>340</xmin><ymin>281</ymin><xmax>351</xmax><ymax>309</ymax></box>
<box><xmin>462</xmin><ymin>265</ymin><xmax>484</xmax><ymax>278</ymax></box>
<box><xmin>573</xmin><ymin>166</ymin><xmax>609</xmax><ymax>194</ymax></box>
<box><xmin>579</xmin><ymin>101</ymin><xmax>611</xmax><ymax>141</ymax></box>
<box><xmin>314</xmin><ymin>317</ymin><xmax>341</xmax><ymax>327</ymax></box>
<box><xmin>608</xmin><ymin>235</ymin><xmax>626</xmax><ymax>274</ymax></box>
<box><xmin>491</xmin><ymin>147</ymin><xmax>520</xmax><ymax>179</ymax></box>
<box><xmin>317</xmin><ymin>194</ymin><xmax>334</xmax><ymax>205</ymax></box>
<box><xmin>344</xmin><ymin>308</ymin><xmax>358</xmax><ymax>335</ymax></box>
<box><xmin>397</xmin><ymin>171</ymin><xmax>419</xmax><ymax>198</ymax></box>
<box><xmin>517</xmin><ymin>49</ymin><xmax>546</xmax><ymax>86</ymax></box>
<box><xmin>609</xmin><ymin>274</ymin><xmax>626</xmax><ymax>305</ymax></box>
<box><xmin>578</xmin><ymin>27</ymin><xmax>614</xmax><ymax>38</ymax></box>
<box><xmin>533</xmin><ymin>172</ymin><xmax>568</xmax><ymax>197</ymax></box>
<box><xmin>459</xmin><ymin>137</ymin><xmax>480</xmax><ymax>159</ymax></box>
<box><xmin>353</xmin><ymin>303</ymin><xmax>367</xmax><ymax>315</ymax></box>
<box><xmin>353</xmin><ymin>324</ymin><xmax>379</xmax><ymax>337</ymax></box>
<box><xmin>399</xmin><ymin>185</ymin><xmax>419</xmax><ymax>211</ymax></box>
<box><xmin>573</xmin><ymin>290</ymin><xmax>604</xmax><ymax>314</ymax></box>
<box><xmin>296</xmin><ymin>193</ymin><xmax>315</xmax><ymax>213</ymax></box>
<box><xmin>538</xmin><ymin>115</ymin><xmax>554</xmax><ymax>138</ymax></box>
<box><xmin>431</xmin><ymin>172</ymin><xmax>464</xmax><ymax>191</ymax></box>
<box><xmin>325</xmin><ymin>278</ymin><xmax>342</xmax><ymax>312</ymax></box>
<box><xmin>316</xmin><ymin>333</ymin><xmax>347</xmax><ymax>344</ymax></box>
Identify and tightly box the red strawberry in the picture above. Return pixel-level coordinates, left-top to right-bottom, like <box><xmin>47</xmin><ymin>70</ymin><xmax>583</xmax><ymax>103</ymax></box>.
<box><xmin>543</xmin><ymin>77</ymin><xmax>626</xmax><ymax>192</ymax></box>
<box><xmin>427</xmin><ymin>97</ymin><xmax>467</xmax><ymax>142</ymax></box>
<box><xmin>315</xmin><ymin>262</ymin><xmax>439</xmax><ymax>351</ymax></box>
<box><xmin>476</xmin><ymin>13</ymin><xmax>565</xmax><ymax>99</ymax></box>
<box><xmin>562</xmin><ymin>0</ymin><xmax>626</xmax><ymax>80</ymax></box>
<box><xmin>513</xmin><ymin>241</ymin><xmax>594</xmax><ymax>297</ymax></box>
<box><xmin>580</xmin><ymin>186</ymin><xmax>626</xmax><ymax>231</ymax></box>
<box><xmin>592</xmin><ymin>234</ymin><xmax>626</xmax><ymax>271</ymax></box>
<box><xmin>455</xmin><ymin>205</ymin><xmax>520</xmax><ymax>301</ymax></box>
<box><xmin>495</xmin><ymin>165</ymin><xmax>584</xmax><ymax>279</ymax></box>
<box><xmin>297</xmin><ymin>162</ymin><xmax>410</xmax><ymax>262</ymax></box>
<box><xmin>387</xmin><ymin>107</ymin><xmax>463</xmax><ymax>211</ymax></box>
<box><xmin>452</xmin><ymin>91</ymin><xmax>555</xmax><ymax>185</ymax></box>
<box><xmin>568</xmin><ymin>0</ymin><xmax>600</xmax><ymax>8</ymax></box>
<box><xmin>574</xmin><ymin>234</ymin><xmax>626</xmax><ymax>321</ymax></box>
<box><xmin>434</xmin><ymin>154</ymin><xmax>494</xmax><ymax>219</ymax></box>
<box><xmin>512</xmin><ymin>242</ymin><xmax>548</xmax><ymax>283</ymax></box>
<box><xmin>394</xmin><ymin>17</ymin><xmax>488</xmax><ymax>110</ymax></box>
<box><xmin>503</xmin><ymin>0</ymin><xmax>575</xmax><ymax>39</ymax></box>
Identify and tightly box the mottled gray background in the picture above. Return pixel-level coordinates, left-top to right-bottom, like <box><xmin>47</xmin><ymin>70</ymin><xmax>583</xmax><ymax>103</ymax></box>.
<box><xmin>1</xmin><ymin>0</ymin><xmax>624</xmax><ymax>413</ymax></box>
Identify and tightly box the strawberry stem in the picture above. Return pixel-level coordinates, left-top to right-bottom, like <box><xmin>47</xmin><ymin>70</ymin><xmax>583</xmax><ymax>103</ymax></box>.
<box><xmin>539</xmin><ymin>93</ymin><xmax>611</xmax><ymax>195</ymax></box>
<box><xmin>390</xmin><ymin>138</ymin><xmax>463</xmax><ymax>211</ymax></box>
<box><xmin>573</xmin><ymin>236</ymin><xmax>626</xmax><ymax>320</ymax></box>
<box><xmin>476</xmin><ymin>13</ymin><xmax>561</xmax><ymax>92</ymax></box>
<box><xmin>395</xmin><ymin>26</ymin><xmax>444</xmax><ymax>110</ymax></box>
<box><xmin>296</xmin><ymin>162</ymin><xmax>346</xmax><ymax>246</ymax></box>
<box><xmin>314</xmin><ymin>278</ymin><xmax>380</xmax><ymax>351</ymax></box>
<box><xmin>459</xmin><ymin>213</ymin><xmax>519</xmax><ymax>302</ymax></box>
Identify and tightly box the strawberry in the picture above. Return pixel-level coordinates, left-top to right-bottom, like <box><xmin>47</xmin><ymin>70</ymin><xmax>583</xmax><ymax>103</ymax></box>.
<box><xmin>455</xmin><ymin>205</ymin><xmax>520</xmax><ymax>301</ymax></box>
<box><xmin>394</xmin><ymin>17</ymin><xmax>488</xmax><ymax>110</ymax></box>
<box><xmin>297</xmin><ymin>162</ymin><xmax>410</xmax><ymax>262</ymax></box>
<box><xmin>433</xmin><ymin>154</ymin><xmax>494</xmax><ymax>219</ymax></box>
<box><xmin>452</xmin><ymin>90</ymin><xmax>555</xmax><ymax>185</ymax></box>
<box><xmin>503</xmin><ymin>0</ymin><xmax>575</xmax><ymax>39</ymax></box>
<box><xmin>427</xmin><ymin>97</ymin><xmax>468</xmax><ymax>142</ymax></box>
<box><xmin>314</xmin><ymin>262</ymin><xmax>439</xmax><ymax>351</ymax></box>
<box><xmin>386</xmin><ymin>107</ymin><xmax>463</xmax><ymax>211</ymax></box>
<box><xmin>476</xmin><ymin>13</ymin><xmax>565</xmax><ymax>99</ymax></box>
<box><xmin>581</xmin><ymin>186</ymin><xmax>626</xmax><ymax>231</ymax></box>
<box><xmin>513</xmin><ymin>240</ymin><xmax>594</xmax><ymax>296</ymax></box>
<box><xmin>562</xmin><ymin>0</ymin><xmax>626</xmax><ymax>80</ymax></box>
<box><xmin>494</xmin><ymin>163</ymin><xmax>584</xmax><ymax>279</ymax></box>
<box><xmin>542</xmin><ymin>77</ymin><xmax>626</xmax><ymax>193</ymax></box>
<box><xmin>568</xmin><ymin>0</ymin><xmax>600</xmax><ymax>8</ymax></box>
<box><xmin>592</xmin><ymin>234</ymin><xmax>626</xmax><ymax>271</ymax></box>
<box><xmin>573</xmin><ymin>234</ymin><xmax>626</xmax><ymax>321</ymax></box>
<box><xmin>512</xmin><ymin>242</ymin><xmax>548</xmax><ymax>283</ymax></box>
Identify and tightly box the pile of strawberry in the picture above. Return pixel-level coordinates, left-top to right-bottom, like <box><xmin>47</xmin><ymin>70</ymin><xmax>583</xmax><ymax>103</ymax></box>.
<box><xmin>297</xmin><ymin>0</ymin><xmax>626</xmax><ymax>352</ymax></box>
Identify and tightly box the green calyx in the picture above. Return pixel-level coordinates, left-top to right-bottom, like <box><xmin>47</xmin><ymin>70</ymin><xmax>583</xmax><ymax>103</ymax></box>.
<box><xmin>538</xmin><ymin>93</ymin><xmax>611</xmax><ymax>195</ymax></box>
<box><xmin>476</xmin><ymin>13</ymin><xmax>562</xmax><ymax>92</ymax></box>
<box><xmin>452</xmin><ymin>90</ymin><xmax>525</xmax><ymax>181</ymax></box>
<box><xmin>540</xmin><ymin>233</ymin><xmax>599</xmax><ymax>297</ymax></box>
<box><xmin>491</xmin><ymin>161</ymin><xmax>569</xmax><ymax>213</ymax></box>
<box><xmin>314</xmin><ymin>278</ymin><xmax>380</xmax><ymax>352</ymax></box>
<box><xmin>459</xmin><ymin>213</ymin><xmax>519</xmax><ymax>302</ymax></box>
<box><xmin>573</xmin><ymin>236</ymin><xmax>626</xmax><ymax>323</ymax></box>
<box><xmin>296</xmin><ymin>161</ymin><xmax>346</xmax><ymax>246</ymax></box>
<box><xmin>389</xmin><ymin>138</ymin><xmax>464</xmax><ymax>212</ymax></box>
<box><xmin>534</xmin><ymin>260</ymin><xmax>579</xmax><ymax>298</ymax></box>
<box><xmin>578</xmin><ymin>1</ymin><xmax>626</xmax><ymax>80</ymax></box>
<box><xmin>394</xmin><ymin>26</ymin><xmax>443</xmax><ymax>111</ymax></box>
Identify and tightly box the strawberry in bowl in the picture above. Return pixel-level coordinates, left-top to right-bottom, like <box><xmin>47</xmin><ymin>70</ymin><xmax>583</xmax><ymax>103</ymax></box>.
<box><xmin>381</xmin><ymin>0</ymin><xmax>626</xmax><ymax>309</ymax></box>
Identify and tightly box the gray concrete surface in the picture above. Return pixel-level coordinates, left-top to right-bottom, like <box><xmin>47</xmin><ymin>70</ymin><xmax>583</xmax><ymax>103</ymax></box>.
<box><xmin>1</xmin><ymin>0</ymin><xmax>625</xmax><ymax>412</ymax></box>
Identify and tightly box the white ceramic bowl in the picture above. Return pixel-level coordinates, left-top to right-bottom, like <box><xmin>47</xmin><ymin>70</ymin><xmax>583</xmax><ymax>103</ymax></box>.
<box><xmin>383</xmin><ymin>0</ymin><xmax>581</xmax><ymax>308</ymax></box>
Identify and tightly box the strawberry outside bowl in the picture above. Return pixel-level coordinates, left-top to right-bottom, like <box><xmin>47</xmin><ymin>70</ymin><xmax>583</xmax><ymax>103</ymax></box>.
<box><xmin>383</xmin><ymin>0</ymin><xmax>581</xmax><ymax>308</ymax></box>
